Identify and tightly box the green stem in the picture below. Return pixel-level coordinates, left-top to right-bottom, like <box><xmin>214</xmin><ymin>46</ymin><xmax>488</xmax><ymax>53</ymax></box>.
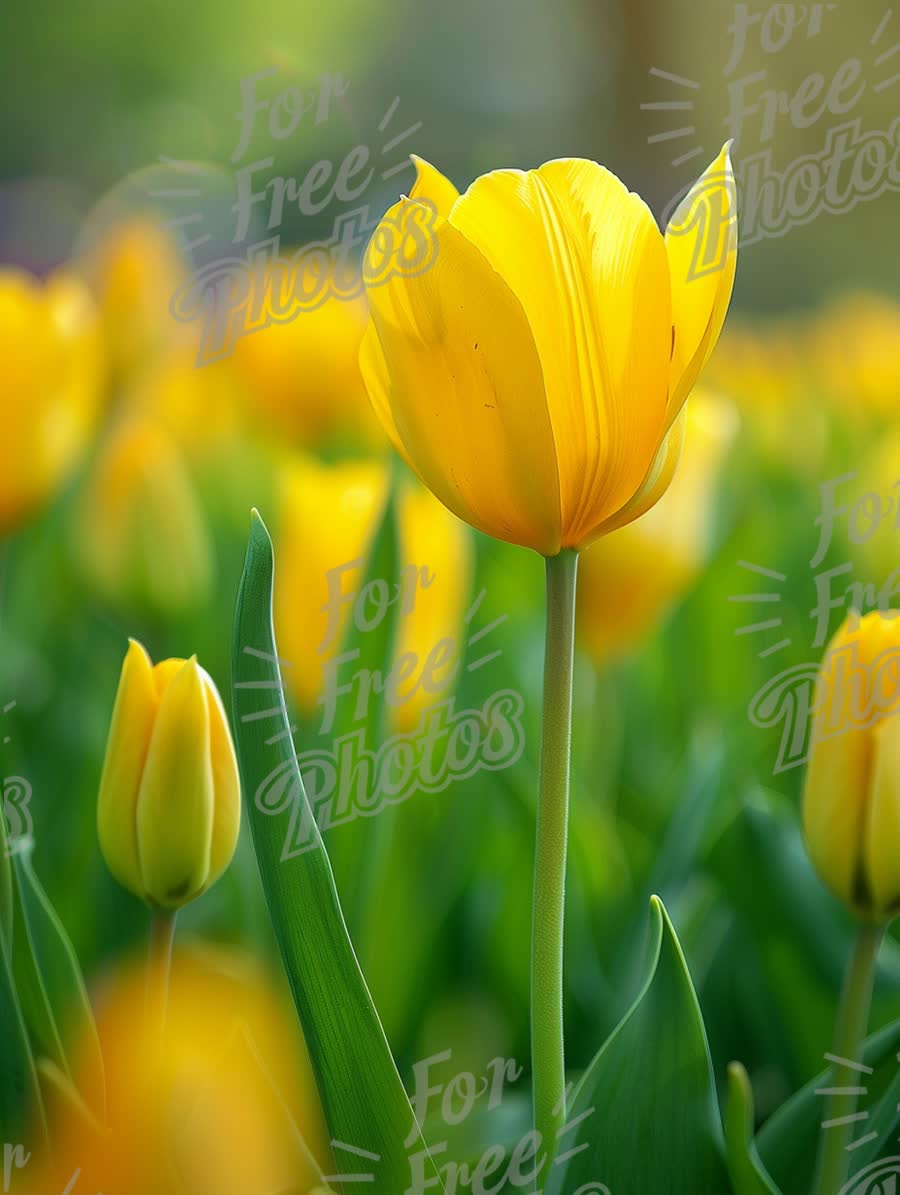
<box><xmin>813</xmin><ymin>922</ymin><xmax>884</xmax><ymax>1195</ymax></box>
<box><xmin>145</xmin><ymin>910</ymin><xmax>177</xmax><ymax>1039</ymax></box>
<box><xmin>532</xmin><ymin>549</ymin><xmax>579</xmax><ymax>1161</ymax></box>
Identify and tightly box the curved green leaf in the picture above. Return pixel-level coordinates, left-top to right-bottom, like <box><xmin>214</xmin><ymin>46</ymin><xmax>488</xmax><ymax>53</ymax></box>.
<box><xmin>546</xmin><ymin>896</ymin><xmax>731</xmax><ymax>1195</ymax></box>
<box><xmin>725</xmin><ymin>1062</ymin><xmax>781</xmax><ymax>1194</ymax></box>
<box><xmin>232</xmin><ymin>510</ymin><xmax>444</xmax><ymax>1194</ymax></box>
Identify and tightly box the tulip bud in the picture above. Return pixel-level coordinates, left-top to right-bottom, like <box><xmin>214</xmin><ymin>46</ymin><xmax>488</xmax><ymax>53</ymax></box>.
<box><xmin>97</xmin><ymin>640</ymin><xmax>241</xmax><ymax>909</ymax></box>
<box><xmin>803</xmin><ymin>611</ymin><xmax>900</xmax><ymax>921</ymax></box>
<box><xmin>76</xmin><ymin>414</ymin><xmax>214</xmax><ymax>617</ymax></box>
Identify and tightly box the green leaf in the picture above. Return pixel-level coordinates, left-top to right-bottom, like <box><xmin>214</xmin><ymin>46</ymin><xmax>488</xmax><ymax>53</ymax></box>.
<box><xmin>0</xmin><ymin>918</ymin><xmax>46</xmax><ymax>1149</ymax></box>
<box><xmin>725</xmin><ymin>1062</ymin><xmax>781</xmax><ymax>1195</ymax></box>
<box><xmin>546</xmin><ymin>896</ymin><xmax>731</xmax><ymax>1195</ymax></box>
<box><xmin>232</xmin><ymin>510</ymin><xmax>444</xmax><ymax>1194</ymax></box>
<box><xmin>757</xmin><ymin>1019</ymin><xmax>900</xmax><ymax>1193</ymax></box>
<box><xmin>10</xmin><ymin>845</ymin><xmax>106</xmax><ymax>1120</ymax></box>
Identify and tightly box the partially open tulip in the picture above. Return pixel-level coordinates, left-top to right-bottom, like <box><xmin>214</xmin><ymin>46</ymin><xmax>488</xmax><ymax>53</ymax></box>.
<box><xmin>360</xmin><ymin>148</ymin><xmax>737</xmax><ymax>556</ymax></box>
<box><xmin>273</xmin><ymin>457</ymin><xmax>471</xmax><ymax>730</ymax></box>
<box><xmin>803</xmin><ymin>611</ymin><xmax>900</xmax><ymax>921</ymax></box>
<box><xmin>97</xmin><ymin>640</ymin><xmax>241</xmax><ymax>909</ymax></box>
<box><xmin>76</xmin><ymin>413</ymin><xmax>214</xmax><ymax>616</ymax></box>
<box><xmin>0</xmin><ymin>268</ymin><xmax>104</xmax><ymax>534</ymax></box>
<box><xmin>577</xmin><ymin>392</ymin><xmax>737</xmax><ymax>661</ymax></box>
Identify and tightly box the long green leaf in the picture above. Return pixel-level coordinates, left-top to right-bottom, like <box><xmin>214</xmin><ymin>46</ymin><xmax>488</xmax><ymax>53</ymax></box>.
<box><xmin>725</xmin><ymin>1062</ymin><xmax>781</xmax><ymax>1195</ymax></box>
<box><xmin>232</xmin><ymin>510</ymin><xmax>444</xmax><ymax>1194</ymax></box>
<box><xmin>546</xmin><ymin>896</ymin><xmax>731</xmax><ymax>1195</ymax></box>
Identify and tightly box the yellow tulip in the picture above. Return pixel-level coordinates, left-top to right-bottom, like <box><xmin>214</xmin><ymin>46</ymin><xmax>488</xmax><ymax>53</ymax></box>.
<box><xmin>803</xmin><ymin>611</ymin><xmax>900</xmax><ymax>921</ymax></box>
<box><xmin>812</xmin><ymin>291</ymin><xmax>900</xmax><ymax>419</ymax></box>
<box><xmin>83</xmin><ymin>217</ymin><xmax>189</xmax><ymax>384</ymax></box>
<box><xmin>232</xmin><ymin>272</ymin><xmax>383</xmax><ymax>450</ymax></box>
<box><xmin>273</xmin><ymin>457</ymin><xmax>471</xmax><ymax>730</ymax></box>
<box><xmin>97</xmin><ymin>639</ymin><xmax>241</xmax><ymax>909</ymax></box>
<box><xmin>360</xmin><ymin>148</ymin><xmax>737</xmax><ymax>556</ymax></box>
<box><xmin>18</xmin><ymin>948</ymin><xmax>327</xmax><ymax>1195</ymax></box>
<box><xmin>0</xmin><ymin>268</ymin><xmax>104</xmax><ymax>533</ymax></box>
<box><xmin>76</xmin><ymin>413</ymin><xmax>214</xmax><ymax>616</ymax></box>
<box><xmin>577</xmin><ymin>392</ymin><xmax>737</xmax><ymax>661</ymax></box>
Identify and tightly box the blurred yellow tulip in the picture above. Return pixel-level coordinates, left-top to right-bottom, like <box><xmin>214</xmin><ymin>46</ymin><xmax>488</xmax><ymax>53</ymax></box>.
<box><xmin>577</xmin><ymin>393</ymin><xmax>737</xmax><ymax>661</ymax></box>
<box><xmin>232</xmin><ymin>275</ymin><xmax>383</xmax><ymax>449</ymax></box>
<box><xmin>83</xmin><ymin>217</ymin><xmax>190</xmax><ymax>384</ymax></box>
<box><xmin>76</xmin><ymin>413</ymin><xmax>214</xmax><ymax>616</ymax></box>
<box><xmin>15</xmin><ymin>948</ymin><xmax>328</xmax><ymax>1195</ymax></box>
<box><xmin>360</xmin><ymin>148</ymin><xmax>737</xmax><ymax>556</ymax></box>
<box><xmin>803</xmin><ymin>611</ymin><xmax>900</xmax><ymax>921</ymax></box>
<box><xmin>699</xmin><ymin>317</ymin><xmax>826</xmax><ymax>477</ymax></box>
<box><xmin>273</xmin><ymin>457</ymin><xmax>471</xmax><ymax>731</ymax></box>
<box><xmin>0</xmin><ymin>268</ymin><xmax>104</xmax><ymax>533</ymax></box>
<box><xmin>812</xmin><ymin>291</ymin><xmax>900</xmax><ymax>419</ymax></box>
<box><xmin>97</xmin><ymin>639</ymin><xmax>241</xmax><ymax>910</ymax></box>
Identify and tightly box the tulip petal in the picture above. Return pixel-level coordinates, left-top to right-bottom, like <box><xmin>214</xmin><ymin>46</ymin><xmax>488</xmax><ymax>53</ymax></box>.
<box><xmin>585</xmin><ymin>403</ymin><xmax>688</xmax><ymax>545</ymax></box>
<box><xmin>97</xmin><ymin>639</ymin><xmax>159</xmax><ymax>899</ymax></box>
<box><xmin>202</xmin><ymin>669</ymin><xmax>242</xmax><ymax>885</ymax></box>
<box><xmin>448</xmin><ymin>158</ymin><xmax>671</xmax><ymax>546</ymax></box>
<box><xmin>410</xmin><ymin>155</ymin><xmax>460</xmax><ymax>217</ymax></box>
<box><xmin>666</xmin><ymin>144</ymin><xmax>738</xmax><ymax>427</ymax></box>
<box><xmin>362</xmin><ymin>198</ymin><xmax>562</xmax><ymax>554</ymax></box>
<box><xmin>865</xmin><ymin>711</ymin><xmax>900</xmax><ymax>915</ymax></box>
<box><xmin>137</xmin><ymin>657</ymin><xmax>214</xmax><ymax>907</ymax></box>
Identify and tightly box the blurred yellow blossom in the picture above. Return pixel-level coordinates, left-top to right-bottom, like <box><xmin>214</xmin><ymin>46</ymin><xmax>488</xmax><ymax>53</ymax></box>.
<box><xmin>577</xmin><ymin>393</ymin><xmax>737</xmax><ymax>662</ymax></box>
<box><xmin>76</xmin><ymin>413</ymin><xmax>214</xmax><ymax>616</ymax></box>
<box><xmin>811</xmin><ymin>291</ymin><xmax>900</xmax><ymax>419</ymax></box>
<box><xmin>82</xmin><ymin>217</ymin><xmax>190</xmax><ymax>385</ymax></box>
<box><xmin>14</xmin><ymin>949</ymin><xmax>329</xmax><ymax>1195</ymax></box>
<box><xmin>803</xmin><ymin>611</ymin><xmax>900</xmax><ymax>920</ymax></box>
<box><xmin>0</xmin><ymin>268</ymin><xmax>104</xmax><ymax>533</ymax></box>
<box><xmin>97</xmin><ymin>639</ymin><xmax>241</xmax><ymax>910</ymax></box>
<box><xmin>273</xmin><ymin>457</ymin><xmax>471</xmax><ymax>730</ymax></box>
<box><xmin>232</xmin><ymin>276</ymin><xmax>383</xmax><ymax>450</ymax></box>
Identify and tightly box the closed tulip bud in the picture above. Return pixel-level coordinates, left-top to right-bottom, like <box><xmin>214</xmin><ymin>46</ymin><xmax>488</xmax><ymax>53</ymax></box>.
<box><xmin>97</xmin><ymin>640</ymin><xmax>241</xmax><ymax>909</ymax></box>
<box><xmin>77</xmin><ymin>414</ymin><xmax>214</xmax><ymax>617</ymax></box>
<box><xmin>803</xmin><ymin>611</ymin><xmax>900</xmax><ymax>921</ymax></box>
<box><xmin>0</xmin><ymin>268</ymin><xmax>104</xmax><ymax>533</ymax></box>
<box><xmin>577</xmin><ymin>393</ymin><xmax>737</xmax><ymax>661</ymax></box>
<box><xmin>360</xmin><ymin>148</ymin><xmax>736</xmax><ymax>556</ymax></box>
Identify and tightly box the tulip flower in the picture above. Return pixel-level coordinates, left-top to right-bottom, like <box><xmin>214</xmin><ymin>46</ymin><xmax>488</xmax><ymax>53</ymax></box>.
<box><xmin>803</xmin><ymin>610</ymin><xmax>900</xmax><ymax>921</ymax></box>
<box><xmin>17</xmin><ymin>949</ymin><xmax>328</xmax><ymax>1195</ymax></box>
<box><xmin>97</xmin><ymin>639</ymin><xmax>241</xmax><ymax>911</ymax></box>
<box><xmin>273</xmin><ymin>457</ymin><xmax>471</xmax><ymax>731</ymax></box>
<box><xmin>577</xmin><ymin>393</ymin><xmax>737</xmax><ymax>661</ymax></box>
<box><xmin>76</xmin><ymin>413</ymin><xmax>214</xmax><ymax>617</ymax></box>
<box><xmin>232</xmin><ymin>271</ymin><xmax>383</xmax><ymax>450</ymax></box>
<box><xmin>83</xmin><ymin>218</ymin><xmax>189</xmax><ymax>384</ymax></box>
<box><xmin>359</xmin><ymin>147</ymin><xmax>737</xmax><ymax>1158</ymax></box>
<box><xmin>804</xmin><ymin>610</ymin><xmax>900</xmax><ymax>1194</ymax></box>
<box><xmin>0</xmin><ymin>268</ymin><xmax>104</xmax><ymax>534</ymax></box>
<box><xmin>360</xmin><ymin>147</ymin><xmax>736</xmax><ymax>557</ymax></box>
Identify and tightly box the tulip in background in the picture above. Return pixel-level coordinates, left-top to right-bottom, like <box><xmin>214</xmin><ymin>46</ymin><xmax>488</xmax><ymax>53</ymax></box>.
<box><xmin>76</xmin><ymin>413</ymin><xmax>215</xmax><ymax>617</ymax></box>
<box><xmin>97</xmin><ymin>639</ymin><xmax>241</xmax><ymax>913</ymax></box>
<box><xmin>231</xmin><ymin>274</ymin><xmax>384</xmax><ymax>451</ymax></box>
<box><xmin>0</xmin><ymin>267</ymin><xmax>104</xmax><ymax>535</ymax></box>
<box><xmin>360</xmin><ymin>147</ymin><xmax>737</xmax><ymax>1156</ymax></box>
<box><xmin>577</xmin><ymin>392</ymin><xmax>737</xmax><ymax>663</ymax></box>
<box><xmin>273</xmin><ymin>455</ymin><xmax>472</xmax><ymax>732</ymax></box>
<box><xmin>803</xmin><ymin>611</ymin><xmax>900</xmax><ymax>1194</ymax></box>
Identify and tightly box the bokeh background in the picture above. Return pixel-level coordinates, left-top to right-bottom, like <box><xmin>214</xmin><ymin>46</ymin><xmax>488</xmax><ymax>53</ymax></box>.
<box><xmin>2</xmin><ymin>0</ymin><xmax>900</xmax><ymax>1180</ymax></box>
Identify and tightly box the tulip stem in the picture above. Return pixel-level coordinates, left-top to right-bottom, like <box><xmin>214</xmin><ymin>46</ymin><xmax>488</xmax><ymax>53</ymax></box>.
<box><xmin>532</xmin><ymin>549</ymin><xmax>578</xmax><ymax>1162</ymax></box>
<box><xmin>146</xmin><ymin>910</ymin><xmax>177</xmax><ymax>1037</ymax></box>
<box><xmin>813</xmin><ymin>921</ymin><xmax>884</xmax><ymax>1195</ymax></box>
